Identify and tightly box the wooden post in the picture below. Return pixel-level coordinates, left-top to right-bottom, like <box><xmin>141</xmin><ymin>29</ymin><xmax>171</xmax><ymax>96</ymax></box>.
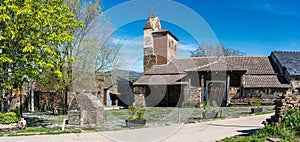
<box><xmin>240</xmin><ymin>75</ymin><xmax>244</xmax><ymax>97</ymax></box>
<box><xmin>201</xmin><ymin>74</ymin><xmax>204</xmax><ymax>103</ymax></box>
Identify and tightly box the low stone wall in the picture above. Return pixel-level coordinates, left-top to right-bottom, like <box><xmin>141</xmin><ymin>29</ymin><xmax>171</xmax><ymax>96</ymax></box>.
<box><xmin>0</xmin><ymin>118</ymin><xmax>26</xmax><ymax>132</ymax></box>
<box><xmin>267</xmin><ymin>93</ymin><xmax>300</xmax><ymax>125</ymax></box>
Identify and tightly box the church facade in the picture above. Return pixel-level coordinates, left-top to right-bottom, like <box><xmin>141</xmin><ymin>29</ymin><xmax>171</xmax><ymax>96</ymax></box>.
<box><xmin>133</xmin><ymin>14</ymin><xmax>297</xmax><ymax>107</ymax></box>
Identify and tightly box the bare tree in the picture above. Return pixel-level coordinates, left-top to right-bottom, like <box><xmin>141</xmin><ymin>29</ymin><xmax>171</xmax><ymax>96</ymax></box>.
<box><xmin>191</xmin><ymin>43</ymin><xmax>246</xmax><ymax>57</ymax></box>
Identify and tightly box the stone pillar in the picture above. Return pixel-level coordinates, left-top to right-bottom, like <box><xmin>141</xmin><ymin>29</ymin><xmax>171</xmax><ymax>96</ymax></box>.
<box><xmin>240</xmin><ymin>75</ymin><xmax>244</xmax><ymax>97</ymax></box>
<box><xmin>133</xmin><ymin>86</ymin><xmax>146</xmax><ymax>107</ymax></box>
<box><xmin>227</xmin><ymin>74</ymin><xmax>231</xmax><ymax>106</ymax></box>
<box><xmin>134</xmin><ymin>93</ymin><xmax>145</xmax><ymax>107</ymax></box>
<box><xmin>201</xmin><ymin>74</ymin><xmax>205</xmax><ymax>103</ymax></box>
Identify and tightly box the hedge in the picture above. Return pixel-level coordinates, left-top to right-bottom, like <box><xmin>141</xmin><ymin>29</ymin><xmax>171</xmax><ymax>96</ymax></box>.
<box><xmin>0</xmin><ymin>112</ymin><xmax>20</xmax><ymax>124</ymax></box>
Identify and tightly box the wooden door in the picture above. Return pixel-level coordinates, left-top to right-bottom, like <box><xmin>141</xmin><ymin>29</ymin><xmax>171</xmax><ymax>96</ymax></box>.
<box><xmin>207</xmin><ymin>82</ymin><xmax>226</xmax><ymax>106</ymax></box>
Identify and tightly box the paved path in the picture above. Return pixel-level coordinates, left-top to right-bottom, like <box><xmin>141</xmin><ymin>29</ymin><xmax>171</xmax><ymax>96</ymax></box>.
<box><xmin>0</xmin><ymin>113</ymin><xmax>272</xmax><ymax>142</ymax></box>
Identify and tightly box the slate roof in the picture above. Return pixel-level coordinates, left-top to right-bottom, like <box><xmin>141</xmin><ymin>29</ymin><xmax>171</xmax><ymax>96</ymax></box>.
<box><xmin>243</xmin><ymin>75</ymin><xmax>290</xmax><ymax>88</ymax></box>
<box><xmin>272</xmin><ymin>51</ymin><xmax>300</xmax><ymax>76</ymax></box>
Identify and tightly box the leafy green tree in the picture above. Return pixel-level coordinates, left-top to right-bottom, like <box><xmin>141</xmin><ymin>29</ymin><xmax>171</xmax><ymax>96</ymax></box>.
<box><xmin>191</xmin><ymin>43</ymin><xmax>246</xmax><ymax>57</ymax></box>
<box><xmin>0</xmin><ymin>0</ymin><xmax>81</xmax><ymax>109</ymax></box>
<box><xmin>37</xmin><ymin>0</ymin><xmax>121</xmax><ymax>112</ymax></box>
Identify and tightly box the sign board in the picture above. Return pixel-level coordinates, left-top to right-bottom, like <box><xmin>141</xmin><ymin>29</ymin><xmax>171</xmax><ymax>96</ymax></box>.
<box><xmin>12</xmin><ymin>88</ymin><xmax>21</xmax><ymax>95</ymax></box>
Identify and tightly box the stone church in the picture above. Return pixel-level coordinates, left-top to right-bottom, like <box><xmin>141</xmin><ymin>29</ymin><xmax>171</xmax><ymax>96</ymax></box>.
<box><xmin>133</xmin><ymin>14</ymin><xmax>298</xmax><ymax>107</ymax></box>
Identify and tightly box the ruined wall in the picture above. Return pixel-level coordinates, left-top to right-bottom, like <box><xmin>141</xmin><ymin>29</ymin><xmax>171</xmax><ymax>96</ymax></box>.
<box><xmin>267</xmin><ymin>93</ymin><xmax>300</xmax><ymax>124</ymax></box>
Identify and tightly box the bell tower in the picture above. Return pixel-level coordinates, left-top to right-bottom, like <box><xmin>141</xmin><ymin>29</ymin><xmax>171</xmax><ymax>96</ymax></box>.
<box><xmin>143</xmin><ymin>13</ymin><xmax>178</xmax><ymax>73</ymax></box>
<box><xmin>143</xmin><ymin>13</ymin><xmax>161</xmax><ymax>73</ymax></box>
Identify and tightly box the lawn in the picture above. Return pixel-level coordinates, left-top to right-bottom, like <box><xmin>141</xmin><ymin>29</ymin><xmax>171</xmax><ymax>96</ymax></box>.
<box><xmin>0</xmin><ymin>106</ymin><xmax>274</xmax><ymax>137</ymax></box>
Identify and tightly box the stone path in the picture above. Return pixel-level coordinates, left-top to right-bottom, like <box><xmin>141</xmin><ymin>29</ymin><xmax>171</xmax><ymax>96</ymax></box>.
<box><xmin>0</xmin><ymin>113</ymin><xmax>272</xmax><ymax>142</ymax></box>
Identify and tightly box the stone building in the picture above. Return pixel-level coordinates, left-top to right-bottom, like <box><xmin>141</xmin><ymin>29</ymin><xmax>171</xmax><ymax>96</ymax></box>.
<box><xmin>270</xmin><ymin>51</ymin><xmax>300</xmax><ymax>92</ymax></box>
<box><xmin>133</xmin><ymin>14</ymin><xmax>293</xmax><ymax>107</ymax></box>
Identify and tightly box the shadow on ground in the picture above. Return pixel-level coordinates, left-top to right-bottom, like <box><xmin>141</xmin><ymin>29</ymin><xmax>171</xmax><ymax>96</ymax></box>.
<box><xmin>24</xmin><ymin>117</ymin><xmax>52</xmax><ymax>127</ymax></box>
<box><xmin>237</xmin><ymin>128</ymin><xmax>261</xmax><ymax>136</ymax></box>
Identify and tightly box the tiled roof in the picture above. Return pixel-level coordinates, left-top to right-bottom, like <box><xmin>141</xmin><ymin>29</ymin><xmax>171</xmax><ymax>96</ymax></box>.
<box><xmin>133</xmin><ymin>74</ymin><xmax>187</xmax><ymax>85</ymax></box>
<box><xmin>226</xmin><ymin>56</ymin><xmax>276</xmax><ymax>75</ymax></box>
<box><xmin>152</xmin><ymin>30</ymin><xmax>179</xmax><ymax>41</ymax></box>
<box><xmin>243</xmin><ymin>75</ymin><xmax>290</xmax><ymax>88</ymax></box>
<box><xmin>145</xmin><ymin>56</ymin><xmax>275</xmax><ymax>75</ymax></box>
<box><xmin>185</xmin><ymin>59</ymin><xmax>247</xmax><ymax>72</ymax></box>
<box><xmin>145</xmin><ymin>57</ymin><xmax>218</xmax><ymax>75</ymax></box>
<box><xmin>272</xmin><ymin>51</ymin><xmax>300</xmax><ymax>76</ymax></box>
<box><xmin>138</xmin><ymin>56</ymin><xmax>290</xmax><ymax>87</ymax></box>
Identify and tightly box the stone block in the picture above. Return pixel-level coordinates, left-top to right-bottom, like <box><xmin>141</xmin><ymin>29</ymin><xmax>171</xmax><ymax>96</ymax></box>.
<box><xmin>68</xmin><ymin>92</ymin><xmax>105</xmax><ymax>125</ymax></box>
<box><xmin>68</xmin><ymin>110</ymin><xmax>82</xmax><ymax>125</ymax></box>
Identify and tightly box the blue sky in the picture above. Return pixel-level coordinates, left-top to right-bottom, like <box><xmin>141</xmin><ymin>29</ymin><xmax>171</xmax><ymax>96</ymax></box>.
<box><xmin>101</xmin><ymin>0</ymin><xmax>300</xmax><ymax>72</ymax></box>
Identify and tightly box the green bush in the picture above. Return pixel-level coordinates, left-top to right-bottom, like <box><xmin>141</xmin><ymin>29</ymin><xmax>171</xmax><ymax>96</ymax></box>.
<box><xmin>282</xmin><ymin>107</ymin><xmax>300</xmax><ymax>130</ymax></box>
<box><xmin>0</xmin><ymin>112</ymin><xmax>20</xmax><ymax>124</ymax></box>
<box><xmin>127</xmin><ymin>106</ymin><xmax>145</xmax><ymax>120</ymax></box>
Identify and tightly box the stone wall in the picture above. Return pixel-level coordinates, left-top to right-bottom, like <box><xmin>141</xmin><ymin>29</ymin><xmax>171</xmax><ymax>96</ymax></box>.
<box><xmin>143</xmin><ymin>54</ymin><xmax>157</xmax><ymax>72</ymax></box>
<box><xmin>182</xmin><ymin>86</ymin><xmax>201</xmax><ymax>107</ymax></box>
<box><xmin>241</xmin><ymin>88</ymin><xmax>286</xmax><ymax>100</ymax></box>
<box><xmin>267</xmin><ymin>93</ymin><xmax>300</xmax><ymax>125</ymax></box>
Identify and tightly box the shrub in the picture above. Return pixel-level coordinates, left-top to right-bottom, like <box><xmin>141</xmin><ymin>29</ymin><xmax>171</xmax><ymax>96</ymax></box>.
<box><xmin>282</xmin><ymin>107</ymin><xmax>300</xmax><ymax>130</ymax></box>
<box><xmin>127</xmin><ymin>106</ymin><xmax>145</xmax><ymax>120</ymax></box>
<box><xmin>0</xmin><ymin>112</ymin><xmax>20</xmax><ymax>124</ymax></box>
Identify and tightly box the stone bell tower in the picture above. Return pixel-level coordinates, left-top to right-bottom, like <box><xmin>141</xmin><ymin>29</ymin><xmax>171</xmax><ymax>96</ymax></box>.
<box><xmin>143</xmin><ymin>13</ymin><xmax>178</xmax><ymax>73</ymax></box>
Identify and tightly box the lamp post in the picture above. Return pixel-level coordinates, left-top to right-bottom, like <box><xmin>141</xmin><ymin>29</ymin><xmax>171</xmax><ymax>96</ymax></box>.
<box><xmin>27</xmin><ymin>79</ymin><xmax>35</xmax><ymax>112</ymax></box>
